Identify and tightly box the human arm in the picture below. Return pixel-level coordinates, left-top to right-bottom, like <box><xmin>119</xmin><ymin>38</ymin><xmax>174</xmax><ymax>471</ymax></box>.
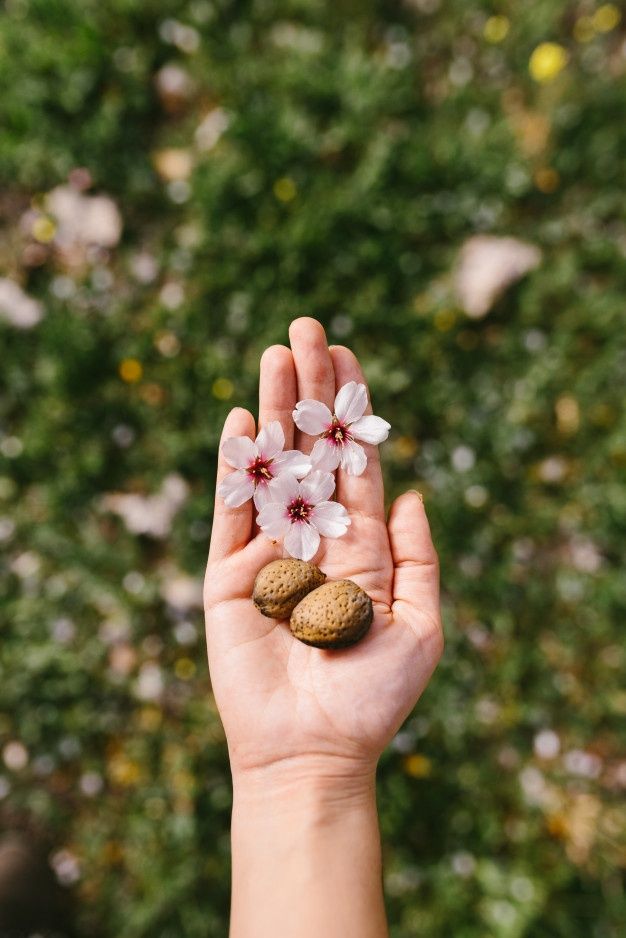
<box><xmin>204</xmin><ymin>318</ymin><xmax>443</xmax><ymax>938</ymax></box>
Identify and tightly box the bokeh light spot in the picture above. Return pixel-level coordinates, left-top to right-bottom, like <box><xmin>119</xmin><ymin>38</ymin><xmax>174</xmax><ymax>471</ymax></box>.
<box><xmin>273</xmin><ymin>177</ymin><xmax>297</xmax><ymax>202</ymax></box>
<box><xmin>140</xmin><ymin>383</ymin><xmax>166</xmax><ymax>406</ymax></box>
<box><xmin>529</xmin><ymin>43</ymin><xmax>569</xmax><ymax>83</ymax></box>
<box><xmin>434</xmin><ymin>308</ymin><xmax>456</xmax><ymax>331</ymax></box>
<box><xmin>175</xmin><ymin>658</ymin><xmax>196</xmax><ymax>681</ymax></box>
<box><xmin>119</xmin><ymin>358</ymin><xmax>143</xmax><ymax>383</ymax></box>
<box><xmin>212</xmin><ymin>377</ymin><xmax>234</xmax><ymax>400</ymax></box>
<box><xmin>32</xmin><ymin>216</ymin><xmax>56</xmax><ymax>243</ymax></box>
<box><xmin>593</xmin><ymin>4</ymin><xmax>621</xmax><ymax>32</ymax></box>
<box><xmin>534</xmin><ymin>167</ymin><xmax>560</xmax><ymax>192</ymax></box>
<box><xmin>483</xmin><ymin>16</ymin><xmax>509</xmax><ymax>43</ymax></box>
<box><xmin>574</xmin><ymin>17</ymin><xmax>595</xmax><ymax>43</ymax></box>
<box><xmin>555</xmin><ymin>395</ymin><xmax>580</xmax><ymax>434</ymax></box>
<box><xmin>404</xmin><ymin>754</ymin><xmax>433</xmax><ymax>778</ymax></box>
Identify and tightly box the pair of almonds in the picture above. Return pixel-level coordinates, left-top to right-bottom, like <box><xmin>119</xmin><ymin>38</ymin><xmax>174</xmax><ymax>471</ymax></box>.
<box><xmin>253</xmin><ymin>559</ymin><xmax>373</xmax><ymax>649</ymax></box>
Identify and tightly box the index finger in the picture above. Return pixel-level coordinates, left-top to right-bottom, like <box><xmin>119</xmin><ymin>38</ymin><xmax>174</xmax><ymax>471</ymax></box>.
<box><xmin>289</xmin><ymin>317</ymin><xmax>336</xmax><ymax>454</ymax></box>
<box><xmin>207</xmin><ymin>407</ymin><xmax>256</xmax><ymax>563</ymax></box>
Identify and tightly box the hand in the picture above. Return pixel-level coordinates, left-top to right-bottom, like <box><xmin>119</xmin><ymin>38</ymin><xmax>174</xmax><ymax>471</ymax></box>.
<box><xmin>204</xmin><ymin>318</ymin><xmax>443</xmax><ymax>785</ymax></box>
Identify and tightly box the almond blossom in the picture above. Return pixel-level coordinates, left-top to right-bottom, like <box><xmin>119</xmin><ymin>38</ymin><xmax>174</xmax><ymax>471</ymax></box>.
<box><xmin>293</xmin><ymin>381</ymin><xmax>390</xmax><ymax>476</ymax></box>
<box><xmin>257</xmin><ymin>471</ymin><xmax>351</xmax><ymax>561</ymax></box>
<box><xmin>218</xmin><ymin>421</ymin><xmax>311</xmax><ymax>510</ymax></box>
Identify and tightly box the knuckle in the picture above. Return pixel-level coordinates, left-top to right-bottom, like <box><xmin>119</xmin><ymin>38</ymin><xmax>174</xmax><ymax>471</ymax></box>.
<box><xmin>307</xmin><ymin>364</ymin><xmax>332</xmax><ymax>388</ymax></box>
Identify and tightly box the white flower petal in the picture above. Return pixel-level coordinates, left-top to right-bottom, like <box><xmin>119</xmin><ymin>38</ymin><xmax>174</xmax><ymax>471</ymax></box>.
<box><xmin>334</xmin><ymin>382</ymin><xmax>368</xmax><ymax>424</ymax></box>
<box><xmin>255</xmin><ymin>421</ymin><xmax>285</xmax><ymax>460</ymax></box>
<box><xmin>217</xmin><ymin>469</ymin><xmax>255</xmax><ymax>507</ymax></box>
<box><xmin>340</xmin><ymin>440</ymin><xmax>368</xmax><ymax>476</ymax></box>
<box><xmin>310</xmin><ymin>438</ymin><xmax>342</xmax><ymax>472</ymax></box>
<box><xmin>268</xmin><ymin>471</ymin><xmax>300</xmax><ymax>504</ymax></box>
<box><xmin>312</xmin><ymin>501</ymin><xmax>351</xmax><ymax>538</ymax></box>
<box><xmin>257</xmin><ymin>502</ymin><xmax>291</xmax><ymax>538</ymax></box>
<box><xmin>221</xmin><ymin>435</ymin><xmax>258</xmax><ymax>469</ymax></box>
<box><xmin>272</xmin><ymin>449</ymin><xmax>312</xmax><ymax>478</ymax></box>
<box><xmin>293</xmin><ymin>400</ymin><xmax>332</xmax><ymax>435</ymax></box>
<box><xmin>300</xmin><ymin>470</ymin><xmax>335</xmax><ymax>505</ymax></box>
<box><xmin>284</xmin><ymin>523</ymin><xmax>320</xmax><ymax>561</ymax></box>
<box><xmin>349</xmin><ymin>414</ymin><xmax>391</xmax><ymax>445</ymax></box>
<box><xmin>253</xmin><ymin>481</ymin><xmax>273</xmax><ymax>511</ymax></box>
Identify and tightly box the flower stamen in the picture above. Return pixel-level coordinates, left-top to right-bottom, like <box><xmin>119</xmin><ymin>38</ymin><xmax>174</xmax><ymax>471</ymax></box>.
<box><xmin>323</xmin><ymin>417</ymin><xmax>352</xmax><ymax>446</ymax></box>
<box><xmin>287</xmin><ymin>496</ymin><xmax>313</xmax><ymax>524</ymax></box>
<box><xmin>247</xmin><ymin>456</ymin><xmax>274</xmax><ymax>483</ymax></box>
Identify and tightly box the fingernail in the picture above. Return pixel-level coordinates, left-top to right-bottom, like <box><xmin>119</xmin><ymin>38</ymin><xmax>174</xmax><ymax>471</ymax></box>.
<box><xmin>408</xmin><ymin>489</ymin><xmax>424</xmax><ymax>503</ymax></box>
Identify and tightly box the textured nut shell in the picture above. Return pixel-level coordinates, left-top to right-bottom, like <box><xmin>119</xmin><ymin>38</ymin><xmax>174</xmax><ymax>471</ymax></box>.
<box><xmin>253</xmin><ymin>559</ymin><xmax>326</xmax><ymax>619</ymax></box>
<box><xmin>289</xmin><ymin>580</ymin><xmax>373</xmax><ymax>649</ymax></box>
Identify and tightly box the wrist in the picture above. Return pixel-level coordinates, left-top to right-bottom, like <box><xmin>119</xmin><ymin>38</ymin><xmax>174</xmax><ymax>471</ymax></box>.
<box><xmin>231</xmin><ymin>754</ymin><xmax>377</xmax><ymax>815</ymax></box>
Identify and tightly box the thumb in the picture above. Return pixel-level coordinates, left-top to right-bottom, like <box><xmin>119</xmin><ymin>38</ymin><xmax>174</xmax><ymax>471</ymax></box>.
<box><xmin>387</xmin><ymin>491</ymin><xmax>441</xmax><ymax>631</ymax></box>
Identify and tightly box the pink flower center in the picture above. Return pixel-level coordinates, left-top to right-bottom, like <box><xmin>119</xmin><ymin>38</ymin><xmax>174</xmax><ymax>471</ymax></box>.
<box><xmin>323</xmin><ymin>417</ymin><xmax>352</xmax><ymax>447</ymax></box>
<box><xmin>247</xmin><ymin>455</ymin><xmax>274</xmax><ymax>485</ymax></box>
<box><xmin>287</xmin><ymin>496</ymin><xmax>313</xmax><ymax>524</ymax></box>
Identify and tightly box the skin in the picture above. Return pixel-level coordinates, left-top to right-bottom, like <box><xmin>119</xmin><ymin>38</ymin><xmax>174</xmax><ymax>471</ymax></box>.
<box><xmin>204</xmin><ymin>318</ymin><xmax>443</xmax><ymax>938</ymax></box>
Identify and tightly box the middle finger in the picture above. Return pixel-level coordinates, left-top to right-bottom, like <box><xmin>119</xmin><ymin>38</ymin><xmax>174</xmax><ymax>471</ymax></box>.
<box><xmin>288</xmin><ymin>317</ymin><xmax>336</xmax><ymax>454</ymax></box>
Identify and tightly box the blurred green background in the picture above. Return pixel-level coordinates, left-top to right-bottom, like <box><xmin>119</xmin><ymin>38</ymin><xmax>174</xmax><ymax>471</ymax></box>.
<box><xmin>1</xmin><ymin>0</ymin><xmax>625</xmax><ymax>935</ymax></box>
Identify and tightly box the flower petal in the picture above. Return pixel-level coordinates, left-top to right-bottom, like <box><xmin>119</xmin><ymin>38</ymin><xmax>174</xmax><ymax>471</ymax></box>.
<box><xmin>257</xmin><ymin>502</ymin><xmax>291</xmax><ymax>538</ymax></box>
<box><xmin>340</xmin><ymin>439</ymin><xmax>368</xmax><ymax>476</ymax></box>
<box><xmin>253</xmin><ymin>481</ymin><xmax>273</xmax><ymax>511</ymax></box>
<box><xmin>221</xmin><ymin>435</ymin><xmax>258</xmax><ymax>469</ymax></box>
<box><xmin>272</xmin><ymin>449</ymin><xmax>312</xmax><ymax>478</ymax></box>
<box><xmin>284</xmin><ymin>522</ymin><xmax>320</xmax><ymax>561</ymax></box>
<box><xmin>312</xmin><ymin>501</ymin><xmax>351</xmax><ymax>538</ymax></box>
<box><xmin>292</xmin><ymin>399</ymin><xmax>332</xmax><ymax>436</ymax></box>
<box><xmin>334</xmin><ymin>382</ymin><xmax>368</xmax><ymax>424</ymax></box>
<box><xmin>300</xmin><ymin>470</ymin><xmax>335</xmax><ymax>505</ymax></box>
<box><xmin>349</xmin><ymin>414</ymin><xmax>391</xmax><ymax>445</ymax></box>
<box><xmin>256</xmin><ymin>421</ymin><xmax>285</xmax><ymax>460</ymax></box>
<box><xmin>310</xmin><ymin>438</ymin><xmax>342</xmax><ymax>472</ymax></box>
<box><xmin>217</xmin><ymin>469</ymin><xmax>255</xmax><ymax>507</ymax></box>
<box><xmin>268</xmin><ymin>471</ymin><xmax>300</xmax><ymax>504</ymax></box>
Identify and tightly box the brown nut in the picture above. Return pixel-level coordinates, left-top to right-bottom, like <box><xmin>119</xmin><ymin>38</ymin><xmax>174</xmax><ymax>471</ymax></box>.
<box><xmin>253</xmin><ymin>559</ymin><xmax>326</xmax><ymax>619</ymax></box>
<box><xmin>289</xmin><ymin>579</ymin><xmax>373</xmax><ymax>649</ymax></box>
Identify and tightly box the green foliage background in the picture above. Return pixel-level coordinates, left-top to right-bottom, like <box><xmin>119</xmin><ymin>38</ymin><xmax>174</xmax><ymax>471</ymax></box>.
<box><xmin>1</xmin><ymin>0</ymin><xmax>625</xmax><ymax>935</ymax></box>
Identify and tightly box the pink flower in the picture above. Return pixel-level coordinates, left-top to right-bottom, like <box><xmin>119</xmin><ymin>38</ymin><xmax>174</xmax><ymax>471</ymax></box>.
<box><xmin>293</xmin><ymin>381</ymin><xmax>390</xmax><ymax>476</ymax></box>
<box><xmin>218</xmin><ymin>421</ymin><xmax>311</xmax><ymax>510</ymax></box>
<box><xmin>257</xmin><ymin>471</ymin><xmax>351</xmax><ymax>561</ymax></box>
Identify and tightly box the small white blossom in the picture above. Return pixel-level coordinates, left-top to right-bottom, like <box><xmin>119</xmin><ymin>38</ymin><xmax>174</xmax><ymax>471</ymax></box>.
<box><xmin>257</xmin><ymin>471</ymin><xmax>351</xmax><ymax>561</ymax></box>
<box><xmin>293</xmin><ymin>381</ymin><xmax>390</xmax><ymax>476</ymax></box>
<box><xmin>218</xmin><ymin>421</ymin><xmax>311</xmax><ymax>510</ymax></box>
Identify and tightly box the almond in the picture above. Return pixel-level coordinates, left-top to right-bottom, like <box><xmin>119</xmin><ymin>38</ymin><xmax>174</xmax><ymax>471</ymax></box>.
<box><xmin>289</xmin><ymin>579</ymin><xmax>373</xmax><ymax>649</ymax></box>
<box><xmin>252</xmin><ymin>559</ymin><xmax>326</xmax><ymax>619</ymax></box>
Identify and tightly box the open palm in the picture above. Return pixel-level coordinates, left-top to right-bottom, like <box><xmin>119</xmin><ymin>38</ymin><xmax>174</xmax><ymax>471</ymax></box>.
<box><xmin>204</xmin><ymin>318</ymin><xmax>443</xmax><ymax>778</ymax></box>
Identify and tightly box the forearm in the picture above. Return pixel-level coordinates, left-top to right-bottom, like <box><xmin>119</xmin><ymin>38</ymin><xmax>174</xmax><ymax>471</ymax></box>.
<box><xmin>230</xmin><ymin>760</ymin><xmax>388</xmax><ymax>938</ymax></box>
